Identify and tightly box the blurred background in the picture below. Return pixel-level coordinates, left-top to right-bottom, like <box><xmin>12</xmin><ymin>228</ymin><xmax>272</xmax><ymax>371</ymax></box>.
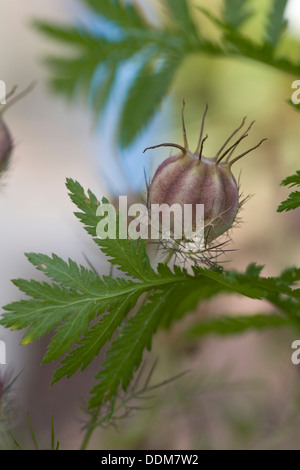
<box><xmin>0</xmin><ymin>0</ymin><xmax>300</xmax><ymax>449</ymax></box>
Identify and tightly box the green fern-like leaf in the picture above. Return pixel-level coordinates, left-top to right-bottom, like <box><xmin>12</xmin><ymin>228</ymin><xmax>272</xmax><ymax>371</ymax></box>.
<box><xmin>34</xmin><ymin>0</ymin><xmax>300</xmax><ymax>147</ymax></box>
<box><xmin>1</xmin><ymin>179</ymin><xmax>300</xmax><ymax>409</ymax></box>
<box><xmin>1</xmin><ymin>254</ymin><xmax>142</xmax><ymax>360</ymax></box>
<box><xmin>198</xmin><ymin>6</ymin><xmax>300</xmax><ymax>77</ymax></box>
<box><xmin>51</xmin><ymin>293</ymin><xmax>140</xmax><ymax>383</ymax></box>
<box><xmin>90</xmin><ymin>288</ymin><xmax>173</xmax><ymax>406</ymax></box>
<box><xmin>80</xmin><ymin>0</ymin><xmax>147</xmax><ymax>29</ymax></box>
<box><xmin>166</xmin><ymin>0</ymin><xmax>199</xmax><ymax>38</ymax></box>
<box><xmin>288</xmin><ymin>99</ymin><xmax>300</xmax><ymax>113</ymax></box>
<box><xmin>277</xmin><ymin>170</ymin><xmax>300</xmax><ymax>212</ymax></box>
<box><xmin>187</xmin><ymin>313</ymin><xmax>289</xmax><ymax>337</ymax></box>
<box><xmin>277</xmin><ymin>191</ymin><xmax>300</xmax><ymax>212</ymax></box>
<box><xmin>223</xmin><ymin>0</ymin><xmax>253</xmax><ymax>28</ymax></box>
<box><xmin>265</xmin><ymin>0</ymin><xmax>288</xmax><ymax>47</ymax></box>
<box><xmin>65</xmin><ymin>178</ymin><xmax>157</xmax><ymax>281</ymax></box>
<box><xmin>119</xmin><ymin>58</ymin><xmax>180</xmax><ymax>147</ymax></box>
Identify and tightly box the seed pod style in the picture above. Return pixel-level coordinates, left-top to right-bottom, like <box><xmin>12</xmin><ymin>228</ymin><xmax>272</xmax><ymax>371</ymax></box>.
<box><xmin>145</xmin><ymin>103</ymin><xmax>266</xmax><ymax>244</ymax></box>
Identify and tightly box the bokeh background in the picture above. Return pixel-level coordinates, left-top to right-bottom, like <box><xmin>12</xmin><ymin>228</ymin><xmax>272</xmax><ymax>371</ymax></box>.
<box><xmin>0</xmin><ymin>0</ymin><xmax>300</xmax><ymax>449</ymax></box>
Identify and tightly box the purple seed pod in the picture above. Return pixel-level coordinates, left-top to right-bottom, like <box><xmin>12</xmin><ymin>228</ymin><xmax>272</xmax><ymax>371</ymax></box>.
<box><xmin>145</xmin><ymin>103</ymin><xmax>266</xmax><ymax>244</ymax></box>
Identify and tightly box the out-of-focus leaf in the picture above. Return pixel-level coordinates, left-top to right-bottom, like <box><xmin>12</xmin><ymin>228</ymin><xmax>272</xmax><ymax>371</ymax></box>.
<box><xmin>223</xmin><ymin>0</ymin><xmax>252</xmax><ymax>28</ymax></box>
<box><xmin>198</xmin><ymin>7</ymin><xmax>300</xmax><ymax>77</ymax></box>
<box><xmin>265</xmin><ymin>0</ymin><xmax>288</xmax><ymax>47</ymax></box>
<box><xmin>277</xmin><ymin>170</ymin><xmax>300</xmax><ymax>212</ymax></box>
<box><xmin>166</xmin><ymin>0</ymin><xmax>199</xmax><ymax>38</ymax></box>
<box><xmin>80</xmin><ymin>0</ymin><xmax>146</xmax><ymax>29</ymax></box>
<box><xmin>119</xmin><ymin>59</ymin><xmax>180</xmax><ymax>147</ymax></box>
<box><xmin>187</xmin><ymin>314</ymin><xmax>289</xmax><ymax>337</ymax></box>
<box><xmin>288</xmin><ymin>99</ymin><xmax>300</xmax><ymax>112</ymax></box>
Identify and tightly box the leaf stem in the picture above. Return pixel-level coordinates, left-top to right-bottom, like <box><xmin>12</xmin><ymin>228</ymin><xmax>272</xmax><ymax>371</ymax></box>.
<box><xmin>80</xmin><ymin>407</ymin><xmax>100</xmax><ymax>450</ymax></box>
<box><xmin>80</xmin><ymin>240</ymin><xmax>178</xmax><ymax>449</ymax></box>
<box><xmin>162</xmin><ymin>240</ymin><xmax>179</xmax><ymax>265</ymax></box>
<box><xmin>162</xmin><ymin>248</ymin><xmax>174</xmax><ymax>265</ymax></box>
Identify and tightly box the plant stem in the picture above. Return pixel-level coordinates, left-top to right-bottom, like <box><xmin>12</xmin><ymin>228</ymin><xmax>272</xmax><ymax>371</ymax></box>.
<box><xmin>80</xmin><ymin>240</ymin><xmax>177</xmax><ymax>449</ymax></box>
<box><xmin>162</xmin><ymin>248</ymin><xmax>174</xmax><ymax>265</ymax></box>
<box><xmin>162</xmin><ymin>240</ymin><xmax>178</xmax><ymax>265</ymax></box>
<box><xmin>80</xmin><ymin>406</ymin><xmax>100</xmax><ymax>450</ymax></box>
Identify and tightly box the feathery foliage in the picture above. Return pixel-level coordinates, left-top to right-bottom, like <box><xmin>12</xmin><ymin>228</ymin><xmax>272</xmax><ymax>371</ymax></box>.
<box><xmin>33</xmin><ymin>0</ymin><xmax>299</xmax><ymax>147</ymax></box>
<box><xmin>1</xmin><ymin>0</ymin><xmax>300</xmax><ymax>446</ymax></box>
<box><xmin>277</xmin><ymin>170</ymin><xmax>300</xmax><ymax>212</ymax></box>
<box><xmin>1</xmin><ymin>179</ymin><xmax>300</xmax><ymax>409</ymax></box>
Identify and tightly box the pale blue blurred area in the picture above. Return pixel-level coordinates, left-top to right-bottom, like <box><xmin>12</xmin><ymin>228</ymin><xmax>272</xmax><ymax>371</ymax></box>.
<box><xmin>90</xmin><ymin>60</ymin><xmax>152</xmax><ymax>195</ymax></box>
<box><xmin>0</xmin><ymin>0</ymin><xmax>169</xmax><ymax>393</ymax></box>
<box><xmin>74</xmin><ymin>0</ymin><xmax>165</xmax><ymax>195</ymax></box>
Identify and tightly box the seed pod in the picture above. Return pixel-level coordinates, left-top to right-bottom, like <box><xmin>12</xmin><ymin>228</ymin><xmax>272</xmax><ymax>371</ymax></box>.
<box><xmin>145</xmin><ymin>103</ymin><xmax>266</xmax><ymax>244</ymax></box>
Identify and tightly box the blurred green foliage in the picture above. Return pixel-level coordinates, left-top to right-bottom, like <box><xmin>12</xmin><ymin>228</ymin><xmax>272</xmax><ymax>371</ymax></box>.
<box><xmin>33</xmin><ymin>0</ymin><xmax>300</xmax><ymax>147</ymax></box>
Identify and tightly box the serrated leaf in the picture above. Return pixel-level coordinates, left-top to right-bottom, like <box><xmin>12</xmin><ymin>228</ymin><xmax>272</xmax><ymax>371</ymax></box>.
<box><xmin>90</xmin><ymin>289</ymin><xmax>171</xmax><ymax>406</ymax></box>
<box><xmin>24</xmin><ymin>252</ymin><xmax>106</xmax><ymax>294</ymax></box>
<box><xmin>279</xmin><ymin>267</ymin><xmax>300</xmax><ymax>285</ymax></box>
<box><xmin>265</xmin><ymin>0</ymin><xmax>288</xmax><ymax>47</ymax></box>
<box><xmin>192</xmin><ymin>264</ymin><xmax>300</xmax><ymax>312</ymax></box>
<box><xmin>280</xmin><ymin>170</ymin><xmax>300</xmax><ymax>188</ymax></box>
<box><xmin>34</xmin><ymin>0</ymin><xmax>300</xmax><ymax>152</ymax></box>
<box><xmin>2</xmin><ymin>298</ymin><xmax>73</xmax><ymax>338</ymax></box>
<box><xmin>52</xmin><ymin>292</ymin><xmax>139</xmax><ymax>383</ymax></box>
<box><xmin>119</xmin><ymin>59</ymin><xmax>180</xmax><ymax>147</ymax></box>
<box><xmin>81</xmin><ymin>0</ymin><xmax>147</xmax><ymax>29</ymax></box>
<box><xmin>159</xmin><ymin>278</ymin><xmax>224</xmax><ymax>328</ymax></box>
<box><xmin>277</xmin><ymin>191</ymin><xmax>300</xmax><ymax>212</ymax></box>
<box><xmin>91</xmin><ymin>64</ymin><xmax>117</xmax><ymax>120</ymax></box>
<box><xmin>42</xmin><ymin>301</ymin><xmax>101</xmax><ymax>362</ymax></box>
<box><xmin>90</xmin><ymin>261</ymin><xmax>300</xmax><ymax>406</ymax></box>
<box><xmin>66</xmin><ymin>178</ymin><xmax>157</xmax><ymax>281</ymax></box>
<box><xmin>2</xmin><ymin>178</ymin><xmax>300</xmax><ymax>409</ymax></box>
<box><xmin>166</xmin><ymin>0</ymin><xmax>199</xmax><ymax>38</ymax></box>
<box><xmin>1</xmin><ymin>252</ymin><xmax>148</xmax><ymax>360</ymax></box>
<box><xmin>244</xmin><ymin>263</ymin><xmax>265</xmax><ymax>277</ymax></box>
<box><xmin>12</xmin><ymin>278</ymin><xmax>69</xmax><ymax>302</ymax></box>
<box><xmin>44</xmin><ymin>55</ymin><xmax>100</xmax><ymax>101</ymax></box>
<box><xmin>33</xmin><ymin>21</ymin><xmax>99</xmax><ymax>47</ymax></box>
<box><xmin>36</xmin><ymin>21</ymin><xmax>142</xmax><ymax>112</ymax></box>
<box><xmin>277</xmin><ymin>170</ymin><xmax>300</xmax><ymax>212</ymax></box>
<box><xmin>288</xmin><ymin>99</ymin><xmax>300</xmax><ymax>113</ymax></box>
<box><xmin>199</xmin><ymin>6</ymin><xmax>300</xmax><ymax>77</ymax></box>
<box><xmin>223</xmin><ymin>0</ymin><xmax>252</xmax><ymax>28</ymax></box>
<box><xmin>187</xmin><ymin>313</ymin><xmax>289</xmax><ymax>337</ymax></box>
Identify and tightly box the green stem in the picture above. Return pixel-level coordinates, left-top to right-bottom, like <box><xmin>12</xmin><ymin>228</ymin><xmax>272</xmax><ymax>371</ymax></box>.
<box><xmin>162</xmin><ymin>240</ymin><xmax>178</xmax><ymax>265</ymax></box>
<box><xmin>80</xmin><ymin>406</ymin><xmax>100</xmax><ymax>450</ymax></box>
<box><xmin>80</xmin><ymin>241</ymin><xmax>178</xmax><ymax>449</ymax></box>
<box><xmin>162</xmin><ymin>248</ymin><xmax>174</xmax><ymax>265</ymax></box>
